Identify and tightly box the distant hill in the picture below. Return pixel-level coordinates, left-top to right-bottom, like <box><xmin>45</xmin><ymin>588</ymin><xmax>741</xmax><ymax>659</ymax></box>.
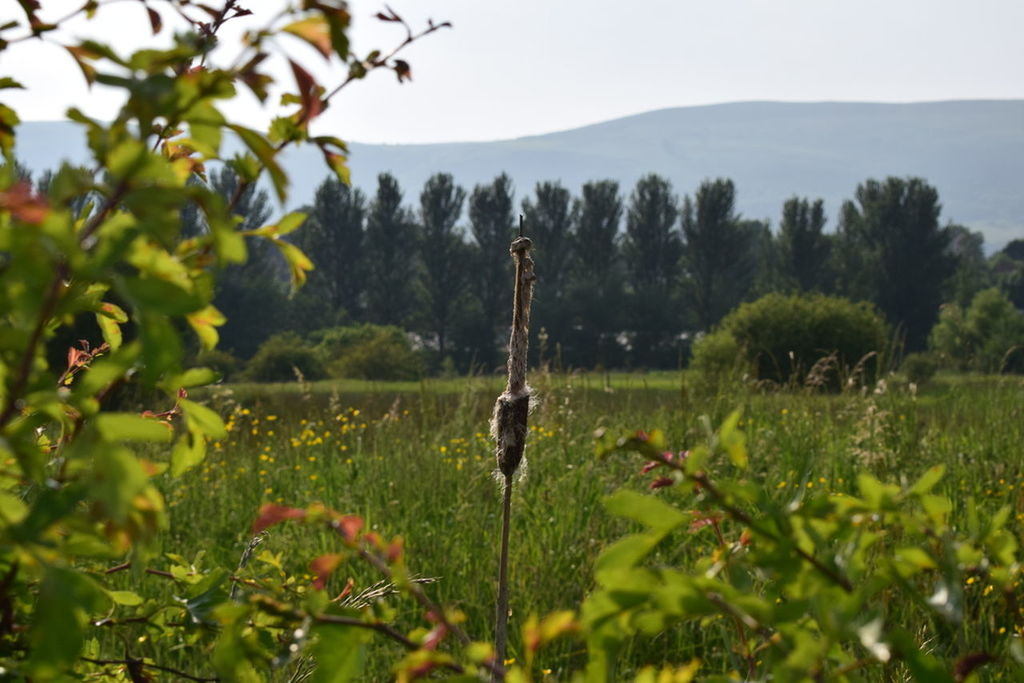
<box><xmin>14</xmin><ymin>100</ymin><xmax>1024</xmax><ymax>248</ymax></box>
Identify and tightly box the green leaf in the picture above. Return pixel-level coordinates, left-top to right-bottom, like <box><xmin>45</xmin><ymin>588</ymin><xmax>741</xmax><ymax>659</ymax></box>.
<box><xmin>909</xmin><ymin>465</ymin><xmax>945</xmax><ymax>496</ymax></box>
<box><xmin>171</xmin><ymin>428</ymin><xmax>207</xmax><ymax>477</ymax></box>
<box><xmin>718</xmin><ymin>409</ymin><xmax>747</xmax><ymax>469</ymax></box>
<box><xmin>30</xmin><ymin>567</ymin><xmax>109</xmax><ymax>677</ymax></box>
<box><xmin>186</xmin><ymin>304</ymin><xmax>226</xmax><ymax>351</ymax></box>
<box><xmin>310</xmin><ymin>624</ymin><xmax>370</xmax><ymax>683</ymax></box>
<box><xmin>96</xmin><ymin>311</ymin><xmax>123</xmax><ymax>349</ymax></box>
<box><xmin>0</xmin><ymin>491</ymin><xmax>28</xmax><ymax>525</ymax></box>
<box><xmin>90</xmin><ymin>447</ymin><xmax>149</xmax><ymax>522</ymax></box>
<box><xmin>94</xmin><ymin>413</ymin><xmax>173</xmax><ymax>443</ymax></box>
<box><xmin>857</xmin><ymin>473</ymin><xmax>899</xmax><ymax>510</ymax></box>
<box><xmin>107</xmin><ymin>590</ymin><xmax>144</xmax><ymax>606</ymax></box>
<box><xmin>275</xmin><ymin>238</ymin><xmax>314</xmax><ymax>289</ymax></box>
<box><xmin>603</xmin><ymin>489</ymin><xmax>687</xmax><ymax>533</ymax></box>
<box><xmin>180</xmin><ymin>399</ymin><xmax>227</xmax><ymax>438</ymax></box>
<box><xmin>184</xmin><ymin>568</ymin><xmax>230</xmax><ymax>625</ymax></box>
<box><xmin>228</xmin><ymin>124</ymin><xmax>287</xmax><ymax>201</ymax></box>
<box><xmin>595</xmin><ymin>534</ymin><xmax>662</xmax><ymax>574</ymax></box>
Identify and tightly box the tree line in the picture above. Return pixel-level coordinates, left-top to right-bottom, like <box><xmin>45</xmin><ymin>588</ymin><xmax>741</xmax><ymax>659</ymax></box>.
<box><xmin>15</xmin><ymin>161</ymin><xmax>1024</xmax><ymax>372</ymax></box>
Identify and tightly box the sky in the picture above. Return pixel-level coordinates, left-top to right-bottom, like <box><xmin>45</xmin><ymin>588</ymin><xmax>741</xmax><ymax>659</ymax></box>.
<box><xmin>1</xmin><ymin>0</ymin><xmax>1023</xmax><ymax>144</ymax></box>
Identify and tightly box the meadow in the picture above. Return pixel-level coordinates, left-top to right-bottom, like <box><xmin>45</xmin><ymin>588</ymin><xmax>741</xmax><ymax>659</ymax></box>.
<box><xmin>122</xmin><ymin>370</ymin><xmax>1023</xmax><ymax>679</ymax></box>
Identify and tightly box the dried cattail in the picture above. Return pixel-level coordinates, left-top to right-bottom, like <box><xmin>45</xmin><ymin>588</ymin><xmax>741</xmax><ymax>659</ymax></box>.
<box><xmin>491</xmin><ymin>235</ymin><xmax>535</xmax><ymax>479</ymax></box>
<box><xmin>491</xmin><ymin>225</ymin><xmax>536</xmax><ymax>676</ymax></box>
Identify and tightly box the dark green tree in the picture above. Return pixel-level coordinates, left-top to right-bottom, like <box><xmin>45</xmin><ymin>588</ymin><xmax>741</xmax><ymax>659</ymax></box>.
<box><xmin>943</xmin><ymin>224</ymin><xmax>991</xmax><ymax>307</ymax></box>
<box><xmin>292</xmin><ymin>177</ymin><xmax>367</xmax><ymax>323</ymax></box>
<box><xmin>623</xmin><ymin>174</ymin><xmax>683</xmax><ymax>366</ymax></box>
<box><xmin>991</xmin><ymin>242</ymin><xmax>1024</xmax><ymax>309</ymax></box>
<box><xmin>364</xmin><ymin>173</ymin><xmax>418</xmax><ymax>326</ymax></box>
<box><xmin>778</xmin><ymin>197</ymin><xmax>831</xmax><ymax>292</ymax></box>
<box><xmin>680</xmin><ymin>178</ymin><xmax>752</xmax><ymax>330</ymax></box>
<box><xmin>208</xmin><ymin>167</ymin><xmax>284</xmax><ymax>358</ymax></box>
<box><xmin>834</xmin><ymin>177</ymin><xmax>955</xmax><ymax>350</ymax></box>
<box><xmin>568</xmin><ymin>180</ymin><xmax>625</xmax><ymax>367</ymax></box>
<box><xmin>467</xmin><ymin>173</ymin><xmax>516</xmax><ymax>368</ymax></box>
<box><xmin>521</xmin><ymin>181</ymin><xmax>577</xmax><ymax>361</ymax></box>
<box><xmin>417</xmin><ymin>172</ymin><xmax>468</xmax><ymax>361</ymax></box>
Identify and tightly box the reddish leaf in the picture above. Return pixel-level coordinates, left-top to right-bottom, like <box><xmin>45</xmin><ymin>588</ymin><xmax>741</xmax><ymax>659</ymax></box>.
<box><xmin>649</xmin><ymin>476</ymin><xmax>674</xmax><ymax>490</ymax></box>
<box><xmin>65</xmin><ymin>45</ymin><xmax>99</xmax><ymax>85</ymax></box>
<box><xmin>288</xmin><ymin>59</ymin><xmax>323</xmax><ymax>123</ymax></box>
<box><xmin>252</xmin><ymin>503</ymin><xmax>305</xmax><ymax>534</ymax></box>
<box><xmin>386</xmin><ymin>537</ymin><xmax>404</xmax><ymax>563</ymax></box>
<box><xmin>146</xmin><ymin>7</ymin><xmax>162</xmax><ymax>34</ymax></box>
<box><xmin>422</xmin><ymin>623</ymin><xmax>448</xmax><ymax>651</ymax></box>
<box><xmin>393</xmin><ymin>59</ymin><xmax>412</xmax><ymax>83</ymax></box>
<box><xmin>331</xmin><ymin>577</ymin><xmax>355</xmax><ymax>603</ymax></box>
<box><xmin>0</xmin><ymin>181</ymin><xmax>49</xmax><ymax>224</ymax></box>
<box><xmin>281</xmin><ymin>16</ymin><xmax>332</xmax><ymax>59</ymax></box>
<box><xmin>309</xmin><ymin>553</ymin><xmax>344</xmax><ymax>590</ymax></box>
<box><xmin>332</xmin><ymin>514</ymin><xmax>363</xmax><ymax>542</ymax></box>
<box><xmin>688</xmin><ymin>511</ymin><xmax>723</xmax><ymax>533</ymax></box>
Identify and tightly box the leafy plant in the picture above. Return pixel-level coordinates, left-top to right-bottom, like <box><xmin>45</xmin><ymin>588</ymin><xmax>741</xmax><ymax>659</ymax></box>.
<box><xmin>0</xmin><ymin>1</ymin><xmax>454</xmax><ymax>678</ymax></box>
<box><xmin>246</xmin><ymin>331</ymin><xmax>326</xmax><ymax>382</ymax></box>
<box><xmin>929</xmin><ymin>287</ymin><xmax>1024</xmax><ymax>373</ymax></box>
<box><xmin>691</xmin><ymin>292</ymin><xmax>888</xmax><ymax>388</ymax></box>
<box><xmin>584</xmin><ymin>414</ymin><xmax>1022</xmax><ymax>681</ymax></box>
<box><xmin>313</xmin><ymin>323</ymin><xmax>423</xmax><ymax>381</ymax></box>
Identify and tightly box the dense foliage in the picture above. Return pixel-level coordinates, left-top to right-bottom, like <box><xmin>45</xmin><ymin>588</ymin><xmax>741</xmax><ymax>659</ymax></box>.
<box><xmin>18</xmin><ymin>165</ymin><xmax>1015</xmax><ymax>374</ymax></box>
<box><xmin>691</xmin><ymin>293</ymin><xmax>889</xmax><ymax>387</ymax></box>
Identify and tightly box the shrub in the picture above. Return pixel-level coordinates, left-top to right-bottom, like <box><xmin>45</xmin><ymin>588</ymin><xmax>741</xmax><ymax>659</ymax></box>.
<box><xmin>900</xmin><ymin>351</ymin><xmax>938</xmax><ymax>385</ymax></box>
<box><xmin>692</xmin><ymin>292</ymin><xmax>889</xmax><ymax>387</ymax></box>
<box><xmin>195</xmin><ymin>348</ymin><xmax>242</xmax><ymax>382</ymax></box>
<box><xmin>313</xmin><ymin>324</ymin><xmax>423</xmax><ymax>381</ymax></box>
<box><xmin>930</xmin><ymin>287</ymin><xmax>1024</xmax><ymax>373</ymax></box>
<box><xmin>688</xmin><ymin>328</ymin><xmax>747</xmax><ymax>377</ymax></box>
<box><xmin>246</xmin><ymin>332</ymin><xmax>326</xmax><ymax>382</ymax></box>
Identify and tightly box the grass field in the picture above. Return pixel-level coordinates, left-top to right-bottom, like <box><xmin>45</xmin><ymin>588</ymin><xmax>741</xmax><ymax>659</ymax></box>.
<box><xmin>117</xmin><ymin>371</ymin><xmax>1024</xmax><ymax>679</ymax></box>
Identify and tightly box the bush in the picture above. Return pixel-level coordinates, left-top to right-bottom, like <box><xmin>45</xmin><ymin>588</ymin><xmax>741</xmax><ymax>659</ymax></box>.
<box><xmin>689</xmin><ymin>328</ymin><xmax>747</xmax><ymax>377</ymax></box>
<box><xmin>929</xmin><ymin>287</ymin><xmax>1024</xmax><ymax>373</ymax></box>
<box><xmin>691</xmin><ymin>293</ymin><xmax>889</xmax><ymax>387</ymax></box>
<box><xmin>901</xmin><ymin>351</ymin><xmax>939</xmax><ymax>385</ymax></box>
<box><xmin>195</xmin><ymin>348</ymin><xmax>242</xmax><ymax>382</ymax></box>
<box><xmin>245</xmin><ymin>332</ymin><xmax>327</xmax><ymax>382</ymax></box>
<box><xmin>312</xmin><ymin>324</ymin><xmax>423</xmax><ymax>381</ymax></box>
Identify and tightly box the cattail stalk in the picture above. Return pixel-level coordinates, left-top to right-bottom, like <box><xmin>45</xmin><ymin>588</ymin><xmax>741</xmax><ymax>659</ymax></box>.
<box><xmin>491</xmin><ymin>219</ymin><xmax>535</xmax><ymax>675</ymax></box>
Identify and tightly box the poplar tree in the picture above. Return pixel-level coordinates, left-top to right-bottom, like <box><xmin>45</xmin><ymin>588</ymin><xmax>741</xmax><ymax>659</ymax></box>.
<box><xmin>521</xmin><ymin>181</ymin><xmax>577</xmax><ymax>358</ymax></box>
<box><xmin>468</xmin><ymin>173</ymin><xmax>516</xmax><ymax>367</ymax></box>
<box><xmin>294</xmin><ymin>177</ymin><xmax>367</xmax><ymax>321</ymax></box>
<box><xmin>623</xmin><ymin>174</ymin><xmax>682</xmax><ymax>366</ymax></box>
<box><xmin>778</xmin><ymin>197</ymin><xmax>831</xmax><ymax>292</ymax></box>
<box><xmin>570</xmin><ymin>180</ymin><xmax>624</xmax><ymax>367</ymax></box>
<box><xmin>680</xmin><ymin>178</ymin><xmax>751</xmax><ymax>330</ymax></box>
<box><xmin>418</xmin><ymin>172</ymin><xmax>468</xmax><ymax>360</ymax></box>
<box><xmin>364</xmin><ymin>173</ymin><xmax>418</xmax><ymax>326</ymax></box>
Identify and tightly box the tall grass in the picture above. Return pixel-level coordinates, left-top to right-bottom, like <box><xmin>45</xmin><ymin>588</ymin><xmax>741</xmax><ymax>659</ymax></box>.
<box><xmin>126</xmin><ymin>371</ymin><xmax>1024</xmax><ymax>678</ymax></box>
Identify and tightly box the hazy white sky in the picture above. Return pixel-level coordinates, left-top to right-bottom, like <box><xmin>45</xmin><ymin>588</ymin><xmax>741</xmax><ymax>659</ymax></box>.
<box><xmin>2</xmin><ymin>0</ymin><xmax>1022</xmax><ymax>144</ymax></box>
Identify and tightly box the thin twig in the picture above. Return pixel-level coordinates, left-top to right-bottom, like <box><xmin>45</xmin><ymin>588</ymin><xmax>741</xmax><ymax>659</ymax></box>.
<box><xmin>81</xmin><ymin>656</ymin><xmax>219</xmax><ymax>682</ymax></box>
